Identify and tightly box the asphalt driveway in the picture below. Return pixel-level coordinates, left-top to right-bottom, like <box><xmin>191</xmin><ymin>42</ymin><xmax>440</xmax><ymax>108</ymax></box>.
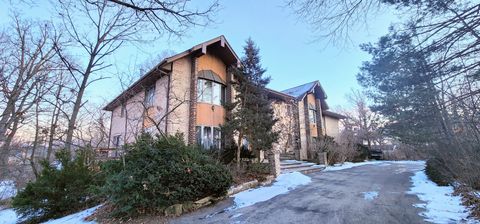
<box><xmin>170</xmin><ymin>162</ymin><xmax>430</xmax><ymax>224</ymax></box>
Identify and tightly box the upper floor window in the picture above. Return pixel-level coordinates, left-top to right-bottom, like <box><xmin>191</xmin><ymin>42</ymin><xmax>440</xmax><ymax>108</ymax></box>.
<box><xmin>197</xmin><ymin>79</ymin><xmax>225</xmax><ymax>105</ymax></box>
<box><xmin>309</xmin><ymin>103</ymin><xmax>317</xmax><ymax>124</ymax></box>
<box><xmin>145</xmin><ymin>85</ymin><xmax>155</xmax><ymax>107</ymax></box>
<box><xmin>120</xmin><ymin>104</ymin><xmax>126</xmax><ymax>117</ymax></box>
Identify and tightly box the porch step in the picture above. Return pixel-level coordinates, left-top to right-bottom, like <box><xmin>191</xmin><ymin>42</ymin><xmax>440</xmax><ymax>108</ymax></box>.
<box><xmin>280</xmin><ymin>163</ymin><xmax>316</xmax><ymax>169</ymax></box>
<box><xmin>280</xmin><ymin>152</ymin><xmax>296</xmax><ymax>160</ymax></box>
<box><xmin>280</xmin><ymin>159</ymin><xmax>325</xmax><ymax>174</ymax></box>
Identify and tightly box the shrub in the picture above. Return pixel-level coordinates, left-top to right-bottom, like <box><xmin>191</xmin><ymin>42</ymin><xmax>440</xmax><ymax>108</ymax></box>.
<box><xmin>425</xmin><ymin>158</ymin><xmax>452</xmax><ymax>186</ymax></box>
<box><xmin>102</xmin><ymin>133</ymin><xmax>233</xmax><ymax>218</ymax></box>
<box><xmin>12</xmin><ymin>149</ymin><xmax>102</xmax><ymax>223</ymax></box>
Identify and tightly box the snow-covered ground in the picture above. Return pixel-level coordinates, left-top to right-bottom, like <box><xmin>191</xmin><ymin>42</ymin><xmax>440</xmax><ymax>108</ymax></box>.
<box><xmin>0</xmin><ymin>209</ymin><xmax>17</xmax><ymax>224</ymax></box>
<box><xmin>324</xmin><ymin>160</ymin><xmax>424</xmax><ymax>172</ymax></box>
<box><xmin>2</xmin><ymin>160</ymin><xmax>478</xmax><ymax>223</ymax></box>
<box><xmin>43</xmin><ymin>205</ymin><xmax>101</xmax><ymax>224</ymax></box>
<box><xmin>231</xmin><ymin>171</ymin><xmax>311</xmax><ymax>209</ymax></box>
<box><xmin>0</xmin><ymin>205</ymin><xmax>101</xmax><ymax>224</ymax></box>
<box><xmin>0</xmin><ymin>180</ymin><xmax>16</xmax><ymax>201</ymax></box>
<box><xmin>363</xmin><ymin>191</ymin><xmax>379</xmax><ymax>201</ymax></box>
<box><xmin>408</xmin><ymin>170</ymin><xmax>477</xmax><ymax>224</ymax></box>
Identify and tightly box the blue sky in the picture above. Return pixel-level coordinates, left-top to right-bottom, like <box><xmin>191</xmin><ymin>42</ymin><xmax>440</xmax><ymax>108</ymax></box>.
<box><xmin>1</xmin><ymin>0</ymin><xmax>399</xmax><ymax>109</ymax></box>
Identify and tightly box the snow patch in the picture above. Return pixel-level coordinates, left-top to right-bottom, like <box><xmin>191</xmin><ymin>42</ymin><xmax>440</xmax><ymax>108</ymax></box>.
<box><xmin>231</xmin><ymin>172</ymin><xmax>311</xmax><ymax>209</ymax></box>
<box><xmin>0</xmin><ymin>209</ymin><xmax>18</xmax><ymax>224</ymax></box>
<box><xmin>230</xmin><ymin>213</ymin><xmax>242</xmax><ymax>219</ymax></box>
<box><xmin>0</xmin><ymin>180</ymin><xmax>16</xmax><ymax>200</ymax></box>
<box><xmin>43</xmin><ymin>205</ymin><xmax>100</xmax><ymax>224</ymax></box>
<box><xmin>324</xmin><ymin>160</ymin><xmax>425</xmax><ymax>172</ymax></box>
<box><xmin>363</xmin><ymin>191</ymin><xmax>379</xmax><ymax>201</ymax></box>
<box><xmin>408</xmin><ymin>170</ymin><xmax>475</xmax><ymax>224</ymax></box>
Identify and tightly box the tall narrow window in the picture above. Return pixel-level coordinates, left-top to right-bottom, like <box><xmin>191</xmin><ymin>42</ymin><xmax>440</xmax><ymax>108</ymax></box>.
<box><xmin>113</xmin><ymin>135</ymin><xmax>121</xmax><ymax>148</ymax></box>
<box><xmin>145</xmin><ymin>85</ymin><xmax>155</xmax><ymax>107</ymax></box>
<box><xmin>213</xmin><ymin>127</ymin><xmax>221</xmax><ymax>149</ymax></box>
<box><xmin>195</xmin><ymin>126</ymin><xmax>201</xmax><ymax>146</ymax></box>
<box><xmin>120</xmin><ymin>104</ymin><xmax>125</xmax><ymax>117</ymax></box>
<box><xmin>212</xmin><ymin>82</ymin><xmax>221</xmax><ymax>105</ymax></box>
<box><xmin>309</xmin><ymin>104</ymin><xmax>317</xmax><ymax>124</ymax></box>
<box><xmin>203</xmin><ymin>126</ymin><xmax>212</xmax><ymax>149</ymax></box>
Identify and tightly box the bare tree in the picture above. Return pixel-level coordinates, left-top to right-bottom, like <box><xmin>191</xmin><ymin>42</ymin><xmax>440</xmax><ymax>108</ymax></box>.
<box><xmin>51</xmin><ymin>0</ymin><xmax>218</xmax><ymax>152</ymax></box>
<box><xmin>338</xmin><ymin>89</ymin><xmax>385</xmax><ymax>148</ymax></box>
<box><xmin>0</xmin><ymin>16</ymin><xmax>58</xmax><ymax>177</ymax></box>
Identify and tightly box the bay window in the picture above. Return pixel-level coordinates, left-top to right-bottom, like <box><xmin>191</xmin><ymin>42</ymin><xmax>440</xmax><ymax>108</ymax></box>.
<box><xmin>197</xmin><ymin>79</ymin><xmax>225</xmax><ymax>105</ymax></box>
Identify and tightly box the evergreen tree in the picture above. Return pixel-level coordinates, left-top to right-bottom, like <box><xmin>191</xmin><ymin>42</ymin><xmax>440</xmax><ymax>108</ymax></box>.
<box><xmin>223</xmin><ymin>38</ymin><xmax>278</xmax><ymax>167</ymax></box>
<box><xmin>357</xmin><ymin>31</ymin><xmax>452</xmax><ymax>144</ymax></box>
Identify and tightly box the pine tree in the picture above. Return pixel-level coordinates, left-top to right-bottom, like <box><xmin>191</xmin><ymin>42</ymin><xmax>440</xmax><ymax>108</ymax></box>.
<box><xmin>223</xmin><ymin>38</ymin><xmax>278</xmax><ymax>167</ymax></box>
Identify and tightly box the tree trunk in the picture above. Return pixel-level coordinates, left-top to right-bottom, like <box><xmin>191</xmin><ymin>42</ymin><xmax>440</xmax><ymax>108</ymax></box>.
<box><xmin>65</xmin><ymin>72</ymin><xmax>90</xmax><ymax>152</ymax></box>
<box><xmin>31</xmin><ymin>103</ymin><xmax>40</xmax><ymax>178</ymax></box>
<box><xmin>47</xmin><ymin>85</ymin><xmax>63</xmax><ymax>161</ymax></box>
<box><xmin>236</xmin><ymin>132</ymin><xmax>243</xmax><ymax>169</ymax></box>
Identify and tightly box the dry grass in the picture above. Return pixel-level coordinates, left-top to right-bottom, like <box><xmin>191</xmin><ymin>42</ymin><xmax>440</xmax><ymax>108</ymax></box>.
<box><xmin>455</xmin><ymin>185</ymin><xmax>480</xmax><ymax>220</ymax></box>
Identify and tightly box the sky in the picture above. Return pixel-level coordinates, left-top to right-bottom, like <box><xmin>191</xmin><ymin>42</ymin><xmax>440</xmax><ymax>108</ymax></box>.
<box><xmin>0</xmin><ymin>0</ymin><xmax>400</xmax><ymax>110</ymax></box>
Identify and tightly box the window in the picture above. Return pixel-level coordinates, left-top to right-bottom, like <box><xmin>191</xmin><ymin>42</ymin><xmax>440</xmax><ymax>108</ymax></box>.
<box><xmin>120</xmin><ymin>104</ymin><xmax>125</xmax><ymax>117</ymax></box>
<box><xmin>113</xmin><ymin>135</ymin><xmax>121</xmax><ymax>148</ymax></box>
<box><xmin>144</xmin><ymin>85</ymin><xmax>155</xmax><ymax>107</ymax></box>
<box><xmin>197</xmin><ymin>79</ymin><xmax>225</xmax><ymax>105</ymax></box>
<box><xmin>196</xmin><ymin>125</ymin><xmax>222</xmax><ymax>149</ymax></box>
<box><xmin>309</xmin><ymin>104</ymin><xmax>317</xmax><ymax>124</ymax></box>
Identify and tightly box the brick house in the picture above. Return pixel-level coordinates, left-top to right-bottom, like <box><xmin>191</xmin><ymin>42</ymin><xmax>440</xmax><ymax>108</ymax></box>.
<box><xmin>103</xmin><ymin>36</ymin><xmax>345</xmax><ymax>161</ymax></box>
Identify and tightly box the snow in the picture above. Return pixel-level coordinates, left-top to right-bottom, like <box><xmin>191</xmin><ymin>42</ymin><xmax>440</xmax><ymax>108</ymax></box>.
<box><xmin>231</xmin><ymin>172</ymin><xmax>311</xmax><ymax>209</ymax></box>
<box><xmin>0</xmin><ymin>209</ymin><xmax>18</xmax><ymax>224</ymax></box>
<box><xmin>363</xmin><ymin>191</ymin><xmax>379</xmax><ymax>201</ymax></box>
<box><xmin>0</xmin><ymin>205</ymin><xmax>100</xmax><ymax>224</ymax></box>
<box><xmin>324</xmin><ymin>160</ymin><xmax>425</xmax><ymax>172</ymax></box>
<box><xmin>43</xmin><ymin>205</ymin><xmax>100</xmax><ymax>224</ymax></box>
<box><xmin>408</xmin><ymin>170</ymin><xmax>476</xmax><ymax>224</ymax></box>
<box><xmin>0</xmin><ymin>180</ymin><xmax>16</xmax><ymax>200</ymax></box>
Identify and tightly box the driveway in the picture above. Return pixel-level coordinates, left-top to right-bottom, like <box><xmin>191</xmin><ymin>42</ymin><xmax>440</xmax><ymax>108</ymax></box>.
<box><xmin>170</xmin><ymin>162</ymin><xmax>431</xmax><ymax>224</ymax></box>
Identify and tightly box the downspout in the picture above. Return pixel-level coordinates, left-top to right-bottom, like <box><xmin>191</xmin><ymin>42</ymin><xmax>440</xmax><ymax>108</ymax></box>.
<box><xmin>107</xmin><ymin>109</ymin><xmax>113</xmax><ymax>149</ymax></box>
<box><xmin>165</xmin><ymin>72</ymin><xmax>171</xmax><ymax>134</ymax></box>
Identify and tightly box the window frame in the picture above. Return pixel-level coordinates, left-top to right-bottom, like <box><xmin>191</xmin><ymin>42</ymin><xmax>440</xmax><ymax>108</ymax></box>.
<box><xmin>309</xmin><ymin>104</ymin><xmax>317</xmax><ymax>124</ymax></box>
<box><xmin>197</xmin><ymin>78</ymin><xmax>225</xmax><ymax>106</ymax></box>
<box><xmin>144</xmin><ymin>85</ymin><xmax>155</xmax><ymax>107</ymax></box>
<box><xmin>196</xmin><ymin>125</ymin><xmax>222</xmax><ymax>149</ymax></box>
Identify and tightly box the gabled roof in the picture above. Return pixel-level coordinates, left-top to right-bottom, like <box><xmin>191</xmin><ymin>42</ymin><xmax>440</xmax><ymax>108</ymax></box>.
<box><xmin>281</xmin><ymin>81</ymin><xmax>318</xmax><ymax>99</ymax></box>
<box><xmin>265</xmin><ymin>88</ymin><xmax>295</xmax><ymax>101</ymax></box>
<box><xmin>103</xmin><ymin>35</ymin><xmax>240</xmax><ymax>111</ymax></box>
<box><xmin>281</xmin><ymin>80</ymin><xmax>329</xmax><ymax>110</ymax></box>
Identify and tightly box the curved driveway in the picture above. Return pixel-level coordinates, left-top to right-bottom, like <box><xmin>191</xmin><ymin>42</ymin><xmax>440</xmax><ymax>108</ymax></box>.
<box><xmin>171</xmin><ymin>162</ymin><xmax>429</xmax><ymax>224</ymax></box>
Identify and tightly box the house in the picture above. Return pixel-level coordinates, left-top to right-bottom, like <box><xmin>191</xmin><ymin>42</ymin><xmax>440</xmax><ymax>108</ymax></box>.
<box><xmin>103</xmin><ymin>36</ymin><xmax>345</xmax><ymax>161</ymax></box>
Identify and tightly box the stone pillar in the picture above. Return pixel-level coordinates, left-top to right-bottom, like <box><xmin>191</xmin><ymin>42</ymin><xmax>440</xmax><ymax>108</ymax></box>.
<box><xmin>317</xmin><ymin>152</ymin><xmax>328</xmax><ymax>165</ymax></box>
<box><xmin>268</xmin><ymin>149</ymin><xmax>281</xmax><ymax>177</ymax></box>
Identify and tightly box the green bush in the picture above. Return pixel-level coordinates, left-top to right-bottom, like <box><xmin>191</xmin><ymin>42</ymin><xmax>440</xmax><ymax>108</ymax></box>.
<box><xmin>12</xmin><ymin>149</ymin><xmax>102</xmax><ymax>223</ymax></box>
<box><xmin>103</xmin><ymin>133</ymin><xmax>233</xmax><ymax>218</ymax></box>
<box><xmin>425</xmin><ymin>158</ymin><xmax>452</xmax><ymax>186</ymax></box>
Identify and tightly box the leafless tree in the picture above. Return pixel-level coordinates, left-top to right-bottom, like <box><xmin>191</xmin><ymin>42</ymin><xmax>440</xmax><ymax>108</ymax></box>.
<box><xmin>338</xmin><ymin>89</ymin><xmax>385</xmax><ymax>148</ymax></box>
<box><xmin>50</xmin><ymin>0</ymin><xmax>218</xmax><ymax>152</ymax></box>
<box><xmin>0</xmin><ymin>16</ymin><xmax>59</xmax><ymax>177</ymax></box>
<box><xmin>88</xmin><ymin>0</ymin><xmax>219</xmax><ymax>36</ymax></box>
